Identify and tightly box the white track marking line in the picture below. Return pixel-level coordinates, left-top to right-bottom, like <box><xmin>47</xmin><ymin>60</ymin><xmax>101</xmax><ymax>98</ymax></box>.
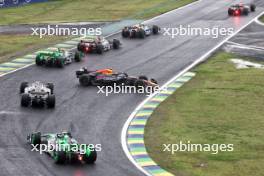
<box><xmin>226</xmin><ymin>41</ymin><xmax>264</xmax><ymax>50</ymax></box>
<box><xmin>255</xmin><ymin>18</ymin><xmax>264</xmax><ymax>26</ymax></box>
<box><xmin>121</xmin><ymin>9</ymin><xmax>264</xmax><ymax>176</ymax></box>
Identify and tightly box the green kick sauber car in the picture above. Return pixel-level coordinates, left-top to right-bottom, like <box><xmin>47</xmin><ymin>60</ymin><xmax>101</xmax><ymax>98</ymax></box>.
<box><xmin>27</xmin><ymin>131</ymin><xmax>97</xmax><ymax>164</ymax></box>
<box><xmin>35</xmin><ymin>49</ymin><xmax>84</xmax><ymax>68</ymax></box>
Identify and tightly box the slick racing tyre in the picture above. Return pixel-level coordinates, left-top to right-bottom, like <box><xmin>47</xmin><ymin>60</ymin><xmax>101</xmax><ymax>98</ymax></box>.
<box><xmin>79</xmin><ymin>75</ymin><xmax>92</xmax><ymax>86</ymax></box>
<box><xmin>20</xmin><ymin>82</ymin><xmax>28</xmax><ymax>93</ymax></box>
<box><xmin>31</xmin><ymin>132</ymin><xmax>41</xmax><ymax>145</ymax></box>
<box><xmin>84</xmin><ymin>150</ymin><xmax>97</xmax><ymax>164</ymax></box>
<box><xmin>113</xmin><ymin>39</ymin><xmax>120</xmax><ymax>49</ymax></box>
<box><xmin>54</xmin><ymin>151</ymin><xmax>67</xmax><ymax>164</ymax></box>
<box><xmin>47</xmin><ymin>95</ymin><xmax>56</xmax><ymax>108</ymax></box>
<box><xmin>21</xmin><ymin>93</ymin><xmax>31</xmax><ymax>107</ymax></box>
<box><xmin>152</xmin><ymin>25</ymin><xmax>160</xmax><ymax>35</ymax></box>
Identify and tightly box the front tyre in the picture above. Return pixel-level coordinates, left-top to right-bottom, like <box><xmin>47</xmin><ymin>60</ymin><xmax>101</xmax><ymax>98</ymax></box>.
<box><xmin>20</xmin><ymin>82</ymin><xmax>28</xmax><ymax>93</ymax></box>
<box><xmin>152</xmin><ymin>25</ymin><xmax>160</xmax><ymax>35</ymax></box>
<box><xmin>30</xmin><ymin>132</ymin><xmax>41</xmax><ymax>145</ymax></box>
<box><xmin>74</xmin><ymin>51</ymin><xmax>82</xmax><ymax>62</ymax></box>
<box><xmin>250</xmin><ymin>4</ymin><xmax>256</xmax><ymax>12</ymax></box>
<box><xmin>79</xmin><ymin>75</ymin><xmax>92</xmax><ymax>86</ymax></box>
<box><xmin>21</xmin><ymin>93</ymin><xmax>31</xmax><ymax>107</ymax></box>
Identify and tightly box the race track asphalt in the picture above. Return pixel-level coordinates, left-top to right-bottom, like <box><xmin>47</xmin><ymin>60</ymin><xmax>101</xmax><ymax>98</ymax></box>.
<box><xmin>0</xmin><ymin>0</ymin><xmax>263</xmax><ymax>175</ymax></box>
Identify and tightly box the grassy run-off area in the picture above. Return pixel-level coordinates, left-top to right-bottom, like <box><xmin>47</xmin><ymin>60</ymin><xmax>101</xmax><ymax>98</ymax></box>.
<box><xmin>0</xmin><ymin>0</ymin><xmax>196</xmax><ymax>25</ymax></box>
<box><xmin>0</xmin><ymin>35</ymin><xmax>69</xmax><ymax>63</ymax></box>
<box><xmin>260</xmin><ymin>15</ymin><xmax>264</xmax><ymax>23</ymax></box>
<box><xmin>0</xmin><ymin>0</ymin><xmax>196</xmax><ymax>63</ymax></box>
<box><xmin>145</xmin><ymin>52</ymin><xmax>264</xmax><ymax>176</ymax></box>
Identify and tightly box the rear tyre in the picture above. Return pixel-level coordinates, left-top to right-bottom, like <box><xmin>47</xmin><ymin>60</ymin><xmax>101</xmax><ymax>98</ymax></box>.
<box><xmin>21</xmin><ymin>93</ymin><xmax>31</xmax><ymax>107</ymax></box>
<box><xmin>77</xmin><ymin>43</ymin><xmax>82</xmax><ymax>51</ymax></box>
<box><xmin>138</xmin><ymin>29</ymin><xmax>145</xmax><ymax>39</ymax></box>
<box><xmin>56</xmin><ymin>58</ymin><xmax>65</xmax><ymax>68</ymax></box>
<box><xmin>31</xmin><ymin>132</ymin><xmax>41</xmax><ymax>145</ymax></box>
<box><xmin>84</xmin><ymin>150</ymin><xmax>97</xmax><ymax>164</ymax></box>
<box><xmin>113</xmin><ymin>39</ymin><xmax>120</xmax><ymax>49</ymax></box>
<box><xmin>243</xmin><ymin>9</ymin><xmax>249</xmax><ymax>16</ymax></box>
<box><xmin>47</xmin><ymin>95</ymin><xmax>56</xmax><ymax>108</ymax></box>
<box><xmin>228</xmin><ymin>9</ymin><xmax>233</xmax><ymax>16</ymax></box>
<box><xmin>20</xmin><ymin>82</ymin><xmax>28</xmax><ymax>93</ymax></box>
<box><xmin>54</xmin><ymin>151</ymin><xmax>67</xmax><ymax>164</ymax></box>
<box><xmin>122</xmin><ymin>29</ymin><xmax>129</xmax><ymax>38</ymax></box>
<box><xmin>96</xmin><ymin>44</ymin><xmax>103</xmax><ymax>54</ymax></box>
<box><xmin>79</xmin><ymin>75</ymin><xmax>91</xmax><ymax>86</ymax></box>
<box><xmin>36</xmin><ymin>55</ymin><xmax>43</xmax><ymax>66</ymax></box>
<box><xmin>152</xmin><ymin>25</ymin><xmax>159</xmax><ymax>35</ymax></box>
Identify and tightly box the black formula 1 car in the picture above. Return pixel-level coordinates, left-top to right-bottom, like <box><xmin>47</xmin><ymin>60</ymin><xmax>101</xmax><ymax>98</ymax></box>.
<box><xmin>228</xmin><ymin>3</ymin><xmax>256</xmax><ymax>16</ymax></box>
<box><xmin>122</xmin><ymin>24</ymin><xmax>160</xmax><ymax>39</ymax></box>
<box><xmin>27</xmin><ymin>131</ymin><xmax>97</xmax><ymax>164</ymax></box>
<box><xmin>20</xmin><ymin>81</ymin><xmax>55</xmax><ymax>108</ymax></box>
<box><xmin>77</xmin><ymin>36</ymin><xmax>121</xmax><ymax>54</ymax></box>
<box><xmin>76</xmin><ymin>68</ymin><xmax>158</xmax><ymax>88</ymax></box>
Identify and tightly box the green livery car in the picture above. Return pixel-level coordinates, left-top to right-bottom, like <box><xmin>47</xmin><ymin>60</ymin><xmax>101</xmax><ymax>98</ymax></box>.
<box><xmin>27</xmin><ymin>131</ymin><xmax>97</xmax><ymax>164</ymax></box>
<box><xmin>35</xmin><ymin>49</ymin><xmax>84</xmax><ymax>68</ymax></box>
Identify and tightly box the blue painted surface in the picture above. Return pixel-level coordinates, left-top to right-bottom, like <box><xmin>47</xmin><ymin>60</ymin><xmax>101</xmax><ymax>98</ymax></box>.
<box><xmin>0</xmin><ymin>0</ymin><xmax>48</xmax><ymax>8</ymax></box>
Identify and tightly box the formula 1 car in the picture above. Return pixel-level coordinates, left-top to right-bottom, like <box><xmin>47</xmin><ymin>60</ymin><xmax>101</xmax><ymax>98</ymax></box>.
<box><xmin>228</xmin><ymin>3</ymin><xmax>256</xmax><ymax>16</ymax></box>
<box><xmin>20</xmin><ymin>81</ymin><xmax>55</xmax><ymax>108</ymax></box>
<box><xmin>35</xmin><ymin>49</ymin><xmax>83</xmax><ymax>68</ymax></box>
<box><xmin>77</xmin><ymin>36</ymin><xmax>121</xmax><ymax>54</ymax></box>
<box><xmin>122</xmin><ymin>24</ymin><xmax>160</xmax><ymax>39</ymax></box>
<box><xmin>27</xmin><ymin>131</ymin><xmax>97</xmax><ymax>164</ymax></box>
<box><xmin>76</xmin><ymin>67</ymin><xmax>158</xmax><ymax>89</ymax></box>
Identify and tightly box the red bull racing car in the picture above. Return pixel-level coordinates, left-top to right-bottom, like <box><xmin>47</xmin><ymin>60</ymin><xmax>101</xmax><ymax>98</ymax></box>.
<box><xmin>76</xmin><ymin>68</ymin><xmax>158</xmax><ymax>89</ymax></box>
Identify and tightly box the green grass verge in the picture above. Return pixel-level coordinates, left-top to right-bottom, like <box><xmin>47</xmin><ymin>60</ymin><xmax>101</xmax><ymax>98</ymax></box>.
<box><xmin>0</xmin><ymin>0</ymin><xmax>196</xmax><ymax>25</ymax></box>
<box><xmin>145</xmin><ymin>52</ymin><xmax>264</xmax><ymax>176</ymax></box>
<box><xmin>259</xmin><ymin>15</ymin><xmax>264</xmax><ymax>23</ymax></box>
<box><xmin>0</xmin><ymin>34</ymin><xmax>69</xmax><ymax>64</ymax></box>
